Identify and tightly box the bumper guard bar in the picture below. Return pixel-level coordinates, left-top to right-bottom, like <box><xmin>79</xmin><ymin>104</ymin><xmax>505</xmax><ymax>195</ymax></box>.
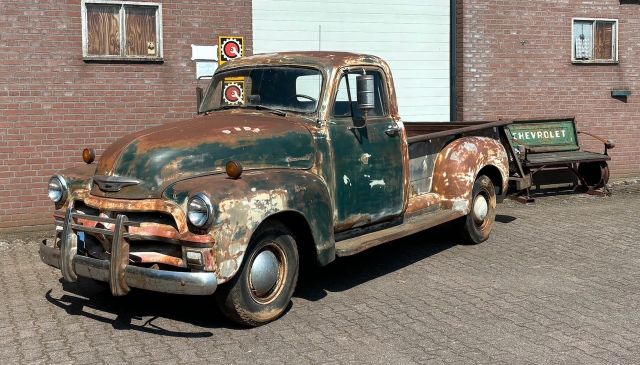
<box><xmin>40</xmin><ymin>209</ymin><xmax>217</xmax><ymax>296</ymax></box>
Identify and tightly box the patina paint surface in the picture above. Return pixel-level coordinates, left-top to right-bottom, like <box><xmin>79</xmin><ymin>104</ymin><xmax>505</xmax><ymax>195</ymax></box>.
<box><xmin>93</xmin><ymin>109</ymin><xmax>316</xmax><ymax>199</ymax></box>
<box><xmin>328</xmin><ymin>116</ymin><xmax>405</xmax><ymax>231</ymax></box>
<box><xmin>430</xmin><ymin>136</ymin><xmax>509</xmax><ymax>213</ymax></box>
<box><xmin>45</xmin><ymin>52</ymin><xmax>512</xmax><ymax>293</ymax></box>
<box><xmin>166</xmin><ymin>169</ymin><xmax>333</xmax><ymax>283</ymax></box>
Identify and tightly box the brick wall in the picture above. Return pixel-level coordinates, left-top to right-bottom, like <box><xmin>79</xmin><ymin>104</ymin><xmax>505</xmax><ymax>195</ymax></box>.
<box><xmin>0</xmin><ymin>0</ymin><xmax>253</xmax><ymax>230</ymax></box>
<box><xmin>457</xmin><ymin>0</ymin><xmax>640</xmax><ymax>178</ymax></box>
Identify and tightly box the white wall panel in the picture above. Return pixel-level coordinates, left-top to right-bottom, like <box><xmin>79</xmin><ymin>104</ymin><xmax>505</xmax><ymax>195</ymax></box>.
<box><xmin>253</xmin><ymin>0</ymin><xmax>451</xmax><ymax>121</ymax></box>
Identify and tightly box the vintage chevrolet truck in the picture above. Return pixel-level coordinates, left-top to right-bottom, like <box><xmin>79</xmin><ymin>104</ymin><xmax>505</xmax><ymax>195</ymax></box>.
<box><xmin>40</xmin><ymin>52</ymin><xmax>509</xmax><ymax>326</ymax></box>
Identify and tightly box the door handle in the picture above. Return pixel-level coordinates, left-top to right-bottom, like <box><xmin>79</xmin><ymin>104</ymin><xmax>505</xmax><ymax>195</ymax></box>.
<box><xmin>385</xmin><ymin>124</ymin><xmax>400</xmax><ymax>136</ymax></box>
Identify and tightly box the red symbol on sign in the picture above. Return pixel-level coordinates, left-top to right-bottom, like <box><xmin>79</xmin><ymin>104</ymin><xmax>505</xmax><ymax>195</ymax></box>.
<box><xmin>223</xmin><ymin>83</ymin><xmax>243</xmax><ymax>105</ymax></box>
<box><xmin>222</xmin><ymin>39</ymin><xmax>242</xmax><ymax>60</ymax></box>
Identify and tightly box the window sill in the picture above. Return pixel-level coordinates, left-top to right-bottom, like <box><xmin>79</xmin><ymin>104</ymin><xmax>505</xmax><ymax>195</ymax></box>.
<box><xmin>572</xmin><ymin>60</ymin><xmax>619</xmax><ymax>65</ymax></box>
<box><xmin>83</xmin><ymin>56</ymin><xmax>164</xmax><ymax>64</ymax></box>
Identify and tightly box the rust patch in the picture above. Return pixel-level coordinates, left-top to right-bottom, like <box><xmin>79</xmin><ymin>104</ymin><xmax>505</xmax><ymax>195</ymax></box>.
<box><xmin>130</xmin><ymin>252</ymin><xmax>184</xmax><ymax>267</ymax></box>
<box><xmin>405</xmin><ymin>192</ymin><xmax>441</xmax><ymax>215</ymax></box>
<box><xmin>431</xmin><ymin>136</ymin><xmax>508</xmax><ymax>212</ymax></box>
<box><xmin>83</xmin><ymin>195</ymin><xmax>190</xmax><ymax>234</ymax></box>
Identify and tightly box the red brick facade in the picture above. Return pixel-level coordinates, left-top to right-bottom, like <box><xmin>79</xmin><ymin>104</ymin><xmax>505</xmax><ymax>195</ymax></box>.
<box><xmin>2</xmin><ymin>1</ymin><xmax>639</xmax><ymax>231</ymax></box>
<box><xmin>0</xmin><ymin>0</ymin><xmax>252</xmax><ymax>230</ymax></box>
<box><xmin>457</xmin><ymin>0</ymin><xmax>640</xmax><ymax>178</ymax></box>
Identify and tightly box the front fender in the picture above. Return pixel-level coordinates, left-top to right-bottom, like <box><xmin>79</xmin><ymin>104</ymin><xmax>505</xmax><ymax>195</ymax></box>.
<box><xmin>431</xmin><ymin>136</ymin><xmax>508</xmax><ymax>213</ymax></box>
<box><xmin>165</xmin><ymin>170</ymin><xmax>334</xmax><ymax>283</ymax></box>
<box><xmin>55</xmin><ymin>164</ymin><xmax>97</xmax><ymax>209</ymax></box>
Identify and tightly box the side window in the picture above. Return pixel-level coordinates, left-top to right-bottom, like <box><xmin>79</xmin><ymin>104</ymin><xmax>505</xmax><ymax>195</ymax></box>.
<box><xmin>333</xmin><ymin>70</ymin><xmax>388</xmax><ymax>118</ymax></box>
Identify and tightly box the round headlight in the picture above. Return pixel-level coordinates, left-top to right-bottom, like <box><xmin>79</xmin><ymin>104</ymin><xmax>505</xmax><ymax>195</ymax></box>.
<box><xmin>187</xmin><ymin>193</ymin><xmax>212</xmax><ymax>229</ymax></box>
<box><xmin>48</xmin><ymin>175</ymin><xmax>68</xmax><ymax>204</ymax></box>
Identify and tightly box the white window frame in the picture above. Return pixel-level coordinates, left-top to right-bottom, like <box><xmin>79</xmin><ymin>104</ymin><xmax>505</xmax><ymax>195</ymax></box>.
<box><xmin>571</xmin><ymin>18</ymin><xmax>618</xmax><ymax>64</ymax></box>
<box><xmin>81</xmin><ymin>0</ymin><xmax>163</xmax><ymax>62</ymax></box>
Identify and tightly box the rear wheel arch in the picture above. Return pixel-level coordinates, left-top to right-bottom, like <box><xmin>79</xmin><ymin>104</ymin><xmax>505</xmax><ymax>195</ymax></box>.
<box><xmin>477</xmin><ymin>165</ymin><xmax>504</xmax><ymax>195</ymax></box>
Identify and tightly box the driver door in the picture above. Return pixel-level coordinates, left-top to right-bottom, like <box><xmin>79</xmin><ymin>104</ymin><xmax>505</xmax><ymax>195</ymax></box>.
<box><xmin>328</xmin><ymin>68</ymin><xmax>405</xmax><ymax>231</ymax></box>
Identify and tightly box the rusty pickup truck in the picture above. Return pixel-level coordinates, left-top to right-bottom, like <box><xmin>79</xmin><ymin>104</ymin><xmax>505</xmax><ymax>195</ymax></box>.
<box><xmin>40</xmin><ymin>52</ymin><xmax>509</xmax><ymax>326</ymax></box>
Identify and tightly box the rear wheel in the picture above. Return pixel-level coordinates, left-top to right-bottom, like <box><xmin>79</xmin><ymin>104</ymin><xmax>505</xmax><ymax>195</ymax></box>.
<box><xmin>216</xmin><ymin>222</ymin><xmax>299</xmax><ymax>327</ymax></box>
<box><xmin>460</xmin><ymin>175</ymin><xmax>497</xmax><ymax>244</ymax></box>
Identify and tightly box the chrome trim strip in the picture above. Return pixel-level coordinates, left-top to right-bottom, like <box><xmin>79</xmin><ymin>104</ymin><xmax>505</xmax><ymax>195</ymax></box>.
<box><xmin>93</xmin><ymin>175</ymin><xmax>141</xmax><ymax>192</ymax></box>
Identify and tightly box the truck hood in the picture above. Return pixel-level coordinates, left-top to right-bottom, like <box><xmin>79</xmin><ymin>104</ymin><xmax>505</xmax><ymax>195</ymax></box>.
<box><xmin>90</xmin><ymin>110</ymin><xmax>315</xmax><ymax>199</ymax></box>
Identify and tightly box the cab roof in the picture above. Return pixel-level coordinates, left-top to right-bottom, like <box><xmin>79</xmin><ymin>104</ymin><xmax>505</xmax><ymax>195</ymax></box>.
<box><xmin>217</xmin><ymin>51</ymin><xmax>389</xmax><ymax>73</ymax></box>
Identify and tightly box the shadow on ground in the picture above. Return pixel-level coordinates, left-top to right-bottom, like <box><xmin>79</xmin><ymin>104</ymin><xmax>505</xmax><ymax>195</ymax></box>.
<box><xmin>294</xmin><ymin>223</ymin><xmax>460</xmax><ymax>302</ymax></box>
<box><xmin>43</xmin><ymin>222</ymin><xmax>469</xmax><ymax>333</ymax></box>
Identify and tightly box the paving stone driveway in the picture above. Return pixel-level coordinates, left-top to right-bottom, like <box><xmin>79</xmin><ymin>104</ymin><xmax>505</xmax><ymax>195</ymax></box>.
<box><xmin>1</xmin><ymin>185</ymin><xmax>639</xmax><ymax>364</ymax></box>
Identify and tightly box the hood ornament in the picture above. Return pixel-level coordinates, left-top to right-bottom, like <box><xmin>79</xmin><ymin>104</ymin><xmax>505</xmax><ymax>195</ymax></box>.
<box><xmin>93</xmin><ymin>175</ymin><xmax>140</xmax><ymax>192</ymax></box>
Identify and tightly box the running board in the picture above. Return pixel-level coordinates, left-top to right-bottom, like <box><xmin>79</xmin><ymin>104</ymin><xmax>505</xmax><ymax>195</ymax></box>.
<box><xmin>335</xmin><ymin>209</ymin><xmax>465</xmax><ymax>257</ymax></box>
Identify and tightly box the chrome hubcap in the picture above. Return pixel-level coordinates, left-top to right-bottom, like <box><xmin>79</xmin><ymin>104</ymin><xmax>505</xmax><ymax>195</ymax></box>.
<box><xmin>473</xmin><ymin>194</ymin><xmax>489</xmax><ymax>223</ymax></box>
<box><xmin>249</xmin><ymin>249</ymin><xmax>280</xmax><ymax>298</ymax></box>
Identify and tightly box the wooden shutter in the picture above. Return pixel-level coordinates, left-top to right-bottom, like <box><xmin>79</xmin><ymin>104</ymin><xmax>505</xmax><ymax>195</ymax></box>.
<box><xmin>595</xmin><ymin>21</ymin><xmax>613</xmax><ymax>60</ymax></box>
<box><xmin>87</xmin><ymin>5</ymin><xmax>120</xmax><ymax>56</ymax></box>
<box><xmin>125</xmin><ymin>6</ymin><xmax>157</xmax><ymax>56</ymax></box>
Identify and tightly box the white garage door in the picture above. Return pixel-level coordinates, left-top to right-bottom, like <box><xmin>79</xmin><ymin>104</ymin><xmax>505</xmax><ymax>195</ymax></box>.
<box><xmin>252</xmin><ymin>0</ymin><xmax>450</xmax><ymax>122</ymax></box>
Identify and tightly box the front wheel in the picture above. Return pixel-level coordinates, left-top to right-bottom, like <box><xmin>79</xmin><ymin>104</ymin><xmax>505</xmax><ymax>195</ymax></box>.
<box><xmin>215</xmin><ymin>222</ymin><xmax>299</xmax><ymax>327</ymax></box>
<box><xmin>460</xmin><ymin>175</ymin><xmax>497</xmax><ymax>244</ymax></box>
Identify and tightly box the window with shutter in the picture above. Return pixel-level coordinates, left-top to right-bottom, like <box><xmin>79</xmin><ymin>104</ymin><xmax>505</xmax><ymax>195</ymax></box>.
<box><xmin>82</xmin><ymin>1</ymin><xmax>163</xmax><ymax>61</ymax></box>
<box><xmin>572</xmin><ymin>18</ymin><xmax>618</xmax><ymax>63</ymax></box>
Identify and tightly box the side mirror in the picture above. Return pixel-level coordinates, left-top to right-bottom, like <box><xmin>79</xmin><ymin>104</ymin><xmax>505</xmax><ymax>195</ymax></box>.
<box><xmin>356</xmin><ymin>74</ymin><xmax>375</xmax><ymax>113</ymax></box>
<box><xmin>196</xmin><ymin>86</ymin><xmax>204</xmax><ymax>114</ymax></box>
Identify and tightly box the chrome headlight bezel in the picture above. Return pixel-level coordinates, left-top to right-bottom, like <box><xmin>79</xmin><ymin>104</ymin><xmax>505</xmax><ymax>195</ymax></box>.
<box><xmin>48</xmin><ymin>174</ymin><xmax>68</xmax><ymax>206</ymax></box>
<box><xmin>187</xmin><ymin>193</ymin><xmax>213</xmax><ymax>232</ymax></box>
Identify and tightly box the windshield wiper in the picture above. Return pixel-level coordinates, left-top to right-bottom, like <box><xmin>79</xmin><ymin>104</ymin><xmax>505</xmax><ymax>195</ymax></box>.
<box><xmin>208</xmin><ymin>105</ymin><xmax>237</xmax><ymax>112</ymax></box>
<box><xmin>244</xmin><ymin>104</ymin><xmax>287</xmax><ymax>117</ymax></box>
<box><xmin>204</xmin><ymin>104</ymin><xmax>287</xmax><ymax>117</ymax></box>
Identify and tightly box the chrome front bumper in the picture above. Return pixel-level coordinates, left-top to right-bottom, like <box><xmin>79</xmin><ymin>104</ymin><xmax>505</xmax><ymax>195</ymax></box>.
<box><xmin>40</xmin><ymin>209</ymin><xmax>217</xmax><ymax>296</ymax></box>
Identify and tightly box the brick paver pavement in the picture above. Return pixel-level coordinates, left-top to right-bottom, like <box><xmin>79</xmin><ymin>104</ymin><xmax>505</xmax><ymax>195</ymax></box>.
<box><xmin>1</xmin><ymin>185</ymin><xmax>639</xmax><ymax>364</ymax></box>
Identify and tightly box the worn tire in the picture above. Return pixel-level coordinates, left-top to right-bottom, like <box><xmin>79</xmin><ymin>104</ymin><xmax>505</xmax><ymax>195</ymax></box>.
<box><xmin>460</xmin><ymin>175</ymin><xmax>497</xmax><ymax>244</ymax></box>
<box><xmin>578</xmin><ymin>162</ymin><xmax>610</xmax><ymax>190</ymax></box>
<box><xmin>215</xmin><ymin>222</ymin><xmax>299</xmax><ymax>327</ymax></box>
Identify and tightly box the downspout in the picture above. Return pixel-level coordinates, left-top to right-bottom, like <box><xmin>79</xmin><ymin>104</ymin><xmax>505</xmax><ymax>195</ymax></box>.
<box><xmin>450</xmin><ymin>0</ymin><xmax>458</xmax><ymax>121</ymax></box>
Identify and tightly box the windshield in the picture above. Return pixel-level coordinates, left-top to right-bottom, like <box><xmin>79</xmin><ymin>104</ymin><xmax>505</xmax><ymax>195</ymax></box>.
<box><xmin>199</xmin><ymin>66</ymin><xmax>323</xmax><ymax>114</ymax></box>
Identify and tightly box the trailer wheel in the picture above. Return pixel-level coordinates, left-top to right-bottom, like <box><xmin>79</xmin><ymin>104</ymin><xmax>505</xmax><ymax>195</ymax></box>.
<box><xmin>461</xmin><ymin>175</ymin><xmax>497</xmax><ymax>244</ymax></box>
<box><xmin>216</xmin><ymin>222</ymin><xmax>299</xmax><ymax>327</ymax></box>
<box><xmin>578</xmin><ymin>162</ymin><xmax>609</xmax><ymax>190</ymax></box>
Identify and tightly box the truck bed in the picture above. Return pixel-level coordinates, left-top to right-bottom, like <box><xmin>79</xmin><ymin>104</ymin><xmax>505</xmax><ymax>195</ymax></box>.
<box><xmin>404</xmin><ymin>120</ymin><xmax>511</xmax><ymax>143</ymax></box>
<box><xmin>405</xmin><ymin>120</ymin><xmax>511</xmax><ymax>197</ymax></box>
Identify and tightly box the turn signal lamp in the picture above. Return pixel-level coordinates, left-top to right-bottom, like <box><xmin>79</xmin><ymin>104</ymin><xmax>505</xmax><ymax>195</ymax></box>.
<box><xmin>226</xmin><ymin>161</ymin><xmax>243</xmax><ymax>179</ymax></box>
<box><xmin>82</xmin><ymin>148</ymin><xmax>96</xmax><ymax>164</ymax></box>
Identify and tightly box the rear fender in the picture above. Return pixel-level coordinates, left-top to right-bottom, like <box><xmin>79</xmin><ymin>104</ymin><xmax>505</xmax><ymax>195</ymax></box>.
<box><xmin>431</xmin><ymin>137</ymin><xmax>508</xmax><ymax>213</ymax></box>
<box><xmin>166</xmin><ymin>170</ymin><xmax>334</xmax><ymax>283</ymax></box>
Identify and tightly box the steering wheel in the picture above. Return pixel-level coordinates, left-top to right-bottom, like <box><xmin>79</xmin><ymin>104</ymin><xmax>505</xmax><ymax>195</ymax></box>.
<box><xmin>295</xmin><ymin>94</ymin><xmax>317</xmax><ymax>103</ymax></box>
